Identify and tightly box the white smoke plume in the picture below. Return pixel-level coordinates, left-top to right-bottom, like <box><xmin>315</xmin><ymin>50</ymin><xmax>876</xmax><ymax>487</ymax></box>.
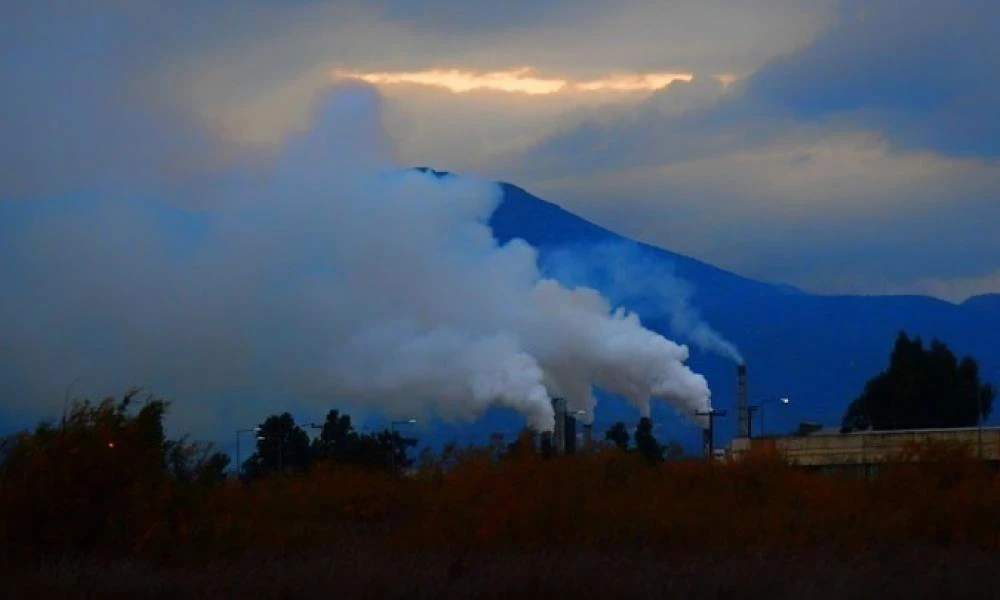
<box><xmin>543</xmin><ymin>243</ymin><xmax>744</xmax><ymax>364</ymax></box>
<box><xmin>0</xmin><ymin>87</ymin><xmax>711</xmax><ymax>433</ymax></box>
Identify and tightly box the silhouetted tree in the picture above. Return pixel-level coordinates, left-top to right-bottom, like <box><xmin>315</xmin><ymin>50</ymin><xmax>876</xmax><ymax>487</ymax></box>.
<box><xmin>605</xmin><ymin>421</ymin><xmax>630</xmax><ymax>451</ymax></box>
<box><xmin>310</xmin><ymin>409</ymin><xmax>355</xmax><ymax>462</ymax></box>
<box><xmin>195</xmin><ymin>451</ymin><xmax>232</xmax><ymax>484</ymax></box>
<box><xmin>166</xmin><ymin>435</ymin><xmax>231</xmax><ymax>484</ymax></box>
<box><xmin>634</xmin><ymin>417</ymin><xmax>663</xmax><ymax>464</ymax></box>
<box><xmin>304</xmin><ymin>409</ymin><xmax>418</xmax><ymax>473</ymax></box>
<box><xmin>504</xmin><ymin>429</ymin><xmax>536</xmax><ymax>459</ymax></box>
<box><xmin>378</xmin><ymin>428</ymin><xmax>417</xmax><ymax>473</ymax></box>
<box><xmin>243</xmin><ymin>413</ymin><xmax>311</xmax><ymax>476</ymax></box>
<box><xmin>345</xmin><ymin>428</ymin><xmax>416</xmax><ymax>473</ymax></box>
<box><xmin>842</xmin><ymin>331</ymin><xmax>996</xmax><ymax>432</ymax></box>
<box><xmin>663</xmin><ymin>440</ymin><xmax>686</xmax><ymax>462</ymax></box>
<box><xmin>0</xmin><ymin>389</ymin><xmax>230</xmax><ymax>556</ymax></box>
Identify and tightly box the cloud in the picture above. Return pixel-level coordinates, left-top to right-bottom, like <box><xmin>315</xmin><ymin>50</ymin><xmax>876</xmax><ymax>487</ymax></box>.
<box><xmin>496</xmin><ymin>0</ymin><xmax>1000</xmax><ymax>300</ymax></box>
<box><xmin>135</xmin><ymin>0</ymin><xmax>833</xmax><ymax>148</ymax></box>
<box><xmin>0</xmin><ymin>83</ymin><xmax>715</xmax><ymax>435</ymax></box>
<box><xmin>743</xmin><ymin>0</ymin><xmax>1000</xmax><ymax>157</ymax></box>
<box><xmin>353</xmin><ymin>0</ymin><xmax>834</xmax><ymax>76</ymax></box>
<box><xmin>0</xmin><ymin>0</ymin><xmax>832</xmax><ymax>186</ymax></box>
<box><xmin>332</xmin><ymin>67</ymin><xmax>694</xmax><ymax>95</ymax></box>
<box><xmin>0</xmin><ymin>2</ymin><xmax>228</xmax><ymax>199</ymax></box>
<box><xmin>522</xmin><ymin>132</ymin><xmax>1000</xmax><ymax>300</ymax></box>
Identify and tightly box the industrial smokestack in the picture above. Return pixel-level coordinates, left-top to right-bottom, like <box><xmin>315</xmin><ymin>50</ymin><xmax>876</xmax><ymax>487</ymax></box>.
<box><xmin>737</xmin><ymin>363</ymin><xmax>748</xmax><ymax>438</ymax></box>
<box><xmin>552</xmin><ymin>397</ymin><xmax>567</xmax><ymax>454</ymax></box>
<box><xmin>539</xmin><ymin>430</ymin><xmax>554</xmax><ymax>458</ymax></box>
<box><xmin>564</xmin><ymin>412</ymin><xmax>577</xmax><ymax>455</ymax></box>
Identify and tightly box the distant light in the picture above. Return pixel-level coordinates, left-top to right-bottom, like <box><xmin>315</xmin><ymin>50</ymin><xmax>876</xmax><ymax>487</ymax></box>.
<box><xmin>407</xmin><ymin>418</ymin><xmax>417</xmax><ymax>424</ymax></box>
<box><xmin>253</xmin><ymin>427</ymin><xmax>262</xmax><ymax>433</ymax></box>
<box><xmin>107</xmin><ymin>442</ymin><xmax>115</xmax><ymax>448</ymax></box>
<box><xmin>256</xmin><ymin>436</ymin><xmax>266</xmax><ymax>441</ymax></box>
<box><xmin>781</xmin><ymin>397</ymin><xmax>791</xmax><ymax>404</ymax></box>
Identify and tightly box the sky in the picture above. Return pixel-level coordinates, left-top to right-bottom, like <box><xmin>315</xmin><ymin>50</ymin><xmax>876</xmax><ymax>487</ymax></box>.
<box><xmin>2</xmin><ymin>0</ymin><xmax>998</xmax><ymax>305</ymax></box>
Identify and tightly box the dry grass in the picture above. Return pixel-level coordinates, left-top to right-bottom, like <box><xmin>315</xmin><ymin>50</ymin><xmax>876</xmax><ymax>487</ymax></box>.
<box><xmin>5</xmin><ymin>440</ymin><xmax>1000</xmax><ymax>598</ymax></box>
<box><xmin>5</xmin><ymin>545</ymin><xmax>1000</xmax><ymax>599</ymax></box>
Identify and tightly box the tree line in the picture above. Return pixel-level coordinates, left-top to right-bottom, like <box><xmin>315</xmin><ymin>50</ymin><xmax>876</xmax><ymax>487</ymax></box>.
<box><xmin>240</xmin><ymin>410</ymin><xmax>418</xmax><ymax>478</ymax></box>
<box><xmin>239</xmin><ymin>409</ymin><xmax>688</xmax><ymax>478</ymax></box>
<box><xmin>841</xmin><ymin>331</ymin><xmax>995</xmax><ymax>432</ymax></box>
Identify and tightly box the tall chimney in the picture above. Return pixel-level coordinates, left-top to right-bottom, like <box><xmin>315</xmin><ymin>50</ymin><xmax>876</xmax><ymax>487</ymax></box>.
<box><xmin>552</xmin><ymin>397</ymin><xmax>567</xmax><ymax>454</ymax></box>
<box><xmin>737</xmin><ymin>364</ymin><xmax>748</xmax><ymax>438</ymax></box>
<box><xmin>702</xmin><ymin>422</ymin><xmax>713</xmax><ymax>458</ymax></box>
<box><xmin>539</xmin><ymin>430</ymin><xmax>553</xmax><ymax>457</ymax></box>
<box><xmin>564</xmin><ymin>413</ymin><xmax>577</xmax><ymax>455</ymax></box>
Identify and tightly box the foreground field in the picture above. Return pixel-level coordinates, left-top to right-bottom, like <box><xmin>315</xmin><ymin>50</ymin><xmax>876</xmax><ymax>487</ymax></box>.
<box><xmin>5</xmin><ymin>399</ymin><xmax>1000</xmax><ymax>597</ymax></box>
<box><xmin>6</xmin><ymin>545</ymin><xmax>1000</xmax><ymax>599</ymax></box>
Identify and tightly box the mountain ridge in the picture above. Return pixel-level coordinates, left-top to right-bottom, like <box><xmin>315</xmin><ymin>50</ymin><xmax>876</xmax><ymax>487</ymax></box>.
<box><xmin>414</xmin><ymin>167</ymin><xmax>1000</xmax><ymax>449</ymax></box>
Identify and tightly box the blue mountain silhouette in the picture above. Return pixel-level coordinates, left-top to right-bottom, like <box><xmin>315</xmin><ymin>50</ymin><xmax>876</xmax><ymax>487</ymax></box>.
<box><xmin>416</xmin><ymin>168</ymin><xmax>1000</xmax><ymax>451</ymax></box>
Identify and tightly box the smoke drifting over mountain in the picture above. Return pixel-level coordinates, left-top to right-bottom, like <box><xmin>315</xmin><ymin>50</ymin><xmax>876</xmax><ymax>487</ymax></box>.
<box><xmin>0</xmin><ymin>88</ymin><xmax>711</xmax><ymax>431</ymax></box>
<box><xmin>543</xmin><ymin>243</ymin><xmax>744</xmax><ymax>364</ymax></box>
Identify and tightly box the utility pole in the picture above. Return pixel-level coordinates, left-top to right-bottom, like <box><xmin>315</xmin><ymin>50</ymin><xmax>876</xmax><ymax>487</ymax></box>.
<box><xmin>696</xmin><ymin>408</ymin><xmax>727</xmax><ymax>459</ymax></box>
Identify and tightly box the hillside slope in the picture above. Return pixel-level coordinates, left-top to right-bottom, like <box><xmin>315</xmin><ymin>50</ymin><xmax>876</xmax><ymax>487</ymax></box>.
<box><xmin>418</xmin><ymin>168</ymin><xmax>1000</xmax><ymax>448</ymax></box>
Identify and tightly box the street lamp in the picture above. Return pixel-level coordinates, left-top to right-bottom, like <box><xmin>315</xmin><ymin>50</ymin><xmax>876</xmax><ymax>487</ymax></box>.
<box><xmin>389</xmin><ymin>418</ymin><xmax>417</xmax><ymax>474</ymax></box>
<box><xmin>235</xmin><ymin>427</ymin><xmax>261</xmax><ymax>477</ymax></box>
<box><xmin>748</xmin><ymin>397</ymin><xmax>790</xmax><ymax>439</ymax></box>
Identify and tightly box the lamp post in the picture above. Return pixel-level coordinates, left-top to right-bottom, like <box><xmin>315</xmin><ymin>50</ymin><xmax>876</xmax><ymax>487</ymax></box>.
<box><xmin>389</xmin><ymin>418</ymin><xmax>417</xmax><ymax>474</ymax></box>
<box><xmin>235</xmin><ymin>427</ymin><xmax>261</xmax><ymax>477</ymax></box>
<box><xmin>750</xmin><ymin>397</ymin><xmax>791</xmax><ymax>438</ymax></box>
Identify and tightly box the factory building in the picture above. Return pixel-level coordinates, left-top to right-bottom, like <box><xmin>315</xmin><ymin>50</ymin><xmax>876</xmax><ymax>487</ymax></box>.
<box><xmin>727</xmin><ymin>425</ymin><xmax>1000</xmax><ymax>475</ymax></box>
<box><xmin>715</xmin><ymin>363</ymin><xmax>999</xmax><ymax>472</ymax></box>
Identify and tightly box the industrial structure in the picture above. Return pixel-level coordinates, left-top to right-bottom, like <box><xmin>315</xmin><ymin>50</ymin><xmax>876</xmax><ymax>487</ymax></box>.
<box><xmin>699</xmin><ymin>363</ymin><xmax>745</xmax><ymax>458</ymax></box>
<box><xmin>582</xmin><ymin>423</ymin><xmax>593</xmax><ymax>448</ymax></box>
<box><xmin>550</xmin><ymin>397</ymin><xmax>581</xmax><ymax>455</ymax></box>
<box><xmin>713</xmin><ymin>361</ymin><xmax>1000</xmax><ymax>470</ymax></box>
<box><xmin>727</xmin><ymin>425</ymin><xmax>1000</xmax><ymax>474</ymax></box>
<box><xmin>736</xmin><ymin>363</ymin><xmax>748</xmax><ymax>438</ymax></box>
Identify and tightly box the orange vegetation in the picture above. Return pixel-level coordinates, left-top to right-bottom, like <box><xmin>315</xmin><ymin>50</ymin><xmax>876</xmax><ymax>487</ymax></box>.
<box><xmin>4</xmin><ymin>423</ymin><xmax>1000</xmax><ymax>566</ymax></box>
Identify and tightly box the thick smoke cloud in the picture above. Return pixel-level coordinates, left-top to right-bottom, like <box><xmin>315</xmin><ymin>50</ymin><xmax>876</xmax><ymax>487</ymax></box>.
<box><xmin>0</xmin><ymin>88</ymin><xmax>711</xmax><ymax>432</ymax></box>
<box><xmin>543</xmin><ymin>242</ymin><xmax>743</xmax><ymax>363</ymax></box>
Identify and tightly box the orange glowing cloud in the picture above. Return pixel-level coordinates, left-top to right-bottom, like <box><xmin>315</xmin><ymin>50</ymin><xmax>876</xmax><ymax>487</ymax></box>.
<box><xmin>330</xmin><ymin>67</ymin><xmax>699</xmax><ymax>95</ymax></box>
